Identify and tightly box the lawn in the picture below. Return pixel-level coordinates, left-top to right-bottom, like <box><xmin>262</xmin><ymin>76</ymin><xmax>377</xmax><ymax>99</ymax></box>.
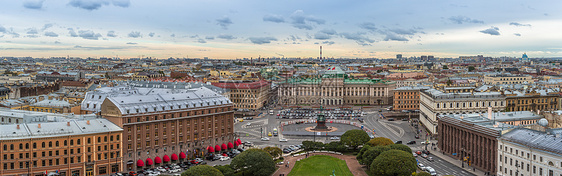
<box><xmin>288</xmin><ymin>155</ymin><xmax>353</xmax><ymax>176</ymax></box>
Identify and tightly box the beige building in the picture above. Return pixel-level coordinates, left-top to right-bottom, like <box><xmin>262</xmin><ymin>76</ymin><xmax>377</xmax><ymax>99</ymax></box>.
<box><xmin>393</xmin><ymin>86</ymin><xmax>430</xmax><ymax>111</ymax></box>
<box><xmin>484</xmin><ymin>74</ymin><xmax>533</xmax><ymax>85</ymax></box>
<box><xmin>211</xmin><ymin>80</ymin><xmax>270</xmax><ymax>110</ymax></box>
<box><xmin>279</xmin><ymin>67</ymin><xmax>395</xmax><ymax>106</ymax></box>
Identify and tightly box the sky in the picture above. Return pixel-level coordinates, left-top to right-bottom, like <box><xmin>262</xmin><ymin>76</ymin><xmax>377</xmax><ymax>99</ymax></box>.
<box><xmin>1</xmin><ymin>0</ymin><xmax>561</xmax><ymax>59</ymax></box>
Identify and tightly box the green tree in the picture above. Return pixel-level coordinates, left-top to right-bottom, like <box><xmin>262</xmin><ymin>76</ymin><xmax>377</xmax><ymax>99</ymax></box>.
<box><xmin>370</xmin><ymin>150</ymin><xmax>417</xmax><ymax>176</ymax></box>
<box><xmin>181</xmin><ymin>165</ymin><xmax>224</xmax><ymax>176</ymax></box>
<box><xmin>361</xmin><ymin>146</ymin><xmax>391</xmax><ymax>169</ymax></box>
<box><xmin>388</xmin><ymin>144</ymin><xmax>412</xmax><ymax>154</ymax></box>
<box><xmin>213</xmin><ymin>165</ymin><xmax>234</xmax><ymax>176</ymax></box>
<box><xmin>443</xmin><ymin>65</ymin><xmax>449</xmax><ymax>69</ymax></box>
<box><xmin>231</xmin><ymin>149</ymin><xmax>275</xmax><ymax>176</ymax></box>
<box><xmin>341</xmin><ymin>129</ymin><xmax>370</xmax><ymax>150</ymax></box>
<box><xmin>302</xmin><ymin>141</ymin><xmax>324</xmax><ymax>150</ymax></box>
<box><xmin>468</xmin><ymin>66</ymin><xmax>475</xmax><ymax>72</ymax></box>
<box><xmin>356</xmin><ymin>145</ymin><xmax>371</xmax><ymax>163</ymax></box>
<box><xmin>263</xmin><ymin>147</ymin><xmax>282</xmax><ymax>158</ymax></box>
<box><xmin>367</xmin><ymin>137</ymin><xmax>394</xmax><ymax>147</ymax></box>
<box><xmin>446</xmin><ymin>79</ymin><xmax>453</xmax><ymax>86</ymax></box>
<box><xmin>416</xmin><ymin>172</ymin><xmax>432</xmax><ymax>176</ymax></box>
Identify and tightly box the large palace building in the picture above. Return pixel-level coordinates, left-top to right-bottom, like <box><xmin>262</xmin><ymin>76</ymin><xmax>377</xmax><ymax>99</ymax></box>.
<box><xmin>278</xmin><ymin>67</ymin><xmax>396</xmax><ymax>107</ymax></box>
<box><xmin>211</xmin><ymin>80</ymin><xmax>271</xmax><ymax>111</ymax></box>
<box><xmin>99</xmin><ymin>86</ymin><xmax>234</xmax><ymax>171</ymax></box>
<box><xmin>0</xmin><ymin>109</ymin><xmax>122</xmax><ymax>176</ymax></box>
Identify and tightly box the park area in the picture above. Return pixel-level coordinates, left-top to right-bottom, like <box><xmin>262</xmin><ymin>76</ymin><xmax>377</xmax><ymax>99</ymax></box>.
<box><xmin>288</xmin><ymin>155</ymin><xmax>354</xmax><ymax>176</ymax></box>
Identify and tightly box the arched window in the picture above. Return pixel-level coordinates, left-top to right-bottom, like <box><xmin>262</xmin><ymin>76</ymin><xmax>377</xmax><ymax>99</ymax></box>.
<box><xmin>25</xmin><ymin>143</ymin><xmax>29</xmax><ymax>149</ymax></box>
<box><xmin>77</xmin><ymin>139</ymin><xmax>81</xmax><ymax>145</ymax></box>
<box><xmin>33</xmin><ymin>143</ymin><xmax>36</xmax><ymax>148</ymax></box>
<box><xmin>42</xmin><ymin>142</ymin><xmax>45</xmax><ymax>148</ymax></box>
<box><xmin>49</xmin><ymin>142</ymin><xmax>52</xmax><ymax>147</ymax></box>
<box><xmin>87</xmin><ymin>138</ymin><xmax>91</xmax><ymax>144</ymax></box>
<box><xmin>98</xmin><ymin>137</ymin><xmax>101</xmax><ymax>143</ymax></box>
<box><xmin>56</xmin><ymin>141</ymin><xmax>59</xmax><ymax>147</ymax></box>
<box><xmin>3</xmin><ymin>144</ymin><xmax>6</xmax><ymax>150</ymax></box>
<box><xmin>19</xmin><ymin>144</ymin><xmax>23</xmax><ymax>149</ymax></box>
<box><xmin>104</xmin><ymin>136</ymin><xmax>108</xmax><ymax>142</ymax></box>
<box><xmin>64</xmin><ymin>140</ymin><xmax>67</xmax><ymax>146</ymax></box>
<box><xmin>10</xmin><ymin>144</ymin><xmax>14</xmax><ymax>150</ymax></box>
<box><xmin>70</xmin><ymin>140</ymin><xmax>74</xmax><ymax>145</ymax></box>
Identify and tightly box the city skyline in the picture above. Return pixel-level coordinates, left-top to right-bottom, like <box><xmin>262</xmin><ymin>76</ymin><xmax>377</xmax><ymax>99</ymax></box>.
<box><xmin>1</xmin><ymin>0</ymin><xmax>561</xmax><ymax>59</ymax></box>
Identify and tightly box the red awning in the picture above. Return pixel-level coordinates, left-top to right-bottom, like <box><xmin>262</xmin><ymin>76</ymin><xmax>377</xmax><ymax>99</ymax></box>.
<box><xmin>137</xmin><ymin>160</ymin><xmax>144</xmax><ymax>167</ymax></box>
<box><xmin>221</xmin><ymin>143</ymin><xmax>227</xmax><ymax>150</ymax></box>
<box><xmin>208</xmin><ymin>146</ymin><xmax>215</xmax><ymax>153</ymax></box>
<box><xmin>228</xmin><ymin>142</ymin><xmax>234</xmax><ymax>149</ymax></box>
<box><xmin>146</xmin><ymin>158</ymin><xmax>153</xmax><ymax>166</ymax></box>
<box><xmin>215</xmin><ymin>145</ymin><xmax>221</xmax><ymax>152</ymax></box>
<box><xmin>179</xmin><ymin>152</ymin><xmax>186</xmax><ymax>159</ymax></box>
<box><xmin>234</xmin><ymin>141</ymin><xmax>239</xmax><ymax>146</ymax></box>
<box><xmin>154</xmin><ymin>156</ymin><xmax>162</xmax><ymax>164</ymax></box>
<box><xmin>163</xmin><ymin>155</ymin><xmax>170</xmax><ymax>162</ymax></box>
<box><xmin>171</xmin><ymin>154</ymin><xmax>178</xmax><ymax>161</ymax></box>
<box><xmin>236</xmin><ymin>139</ymin><xmax>242</xmax><ymax>144</ymax></box>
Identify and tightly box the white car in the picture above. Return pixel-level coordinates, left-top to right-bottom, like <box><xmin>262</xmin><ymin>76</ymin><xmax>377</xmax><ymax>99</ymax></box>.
<box><xmin>246</xmin><ymin>122</ymin><xmax>251</xmax><ymax>126</ymax></box>
<box><xmin>279</xmin><ymin>138</ymin><xmax>288</xmax><ymax>142</ymax></box>
<box><xmin>219</xmin><ymin>156</ymin><xmax>230</xmax><ymax>161</ymax></box>
<box><xmin>261</xmin><ymin>137</ymin><xmax>270</xmax><ymax>141</ymax></box>
<box><xmin>169</xmin><ymin>169</ymin><xmax>181</xmax><ymax>173</ymax></box>
<box><xmin>417</xmin><ymin>163</ymin><xmax>425</xmax><ymax>169</ymax></box>
<box><xmin>330</xmin><ymin>137</ymin><xmax>340</xmax><ymax>140</ymax></box>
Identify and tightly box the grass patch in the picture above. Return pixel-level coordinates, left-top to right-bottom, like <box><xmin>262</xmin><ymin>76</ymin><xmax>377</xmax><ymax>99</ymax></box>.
<box><xmin>288</xmin><ymin>155</ymin><xmax>353</xmax><ymax>176</ymax></box>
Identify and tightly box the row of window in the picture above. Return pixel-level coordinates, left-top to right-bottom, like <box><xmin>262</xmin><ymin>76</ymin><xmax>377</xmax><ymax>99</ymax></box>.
<box><xmin>436</xmin><ymin>101</ymin><xmax>504</xmax><ymax>109</ymax></box>
<box><xmin>3</xmin><ymin>144</ymin><xmax>120</xmax><ymax>160</ymax></box>
<box><xmin>2</xmin><ymin>153</ymin><xmax>120</xmax><ymax>171</ymax></box>
<box><xmin>126</xmin><ymin>107</ymin><xmax>231</xmax><ymax>123</ymax></box>
<box><xmin>2</xmin><ymin>135</ymin><xmax>120</xmax><ymax>151</ymax></box>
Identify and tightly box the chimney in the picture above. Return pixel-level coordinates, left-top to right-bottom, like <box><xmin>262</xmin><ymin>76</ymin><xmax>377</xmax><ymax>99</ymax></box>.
<box><xmin>67</xmin><ymin>122</ymin><xmax>71</xmax><ymax>126</ymax></box>
<box><xmin>487</xmin><ymin>107</ymin><xmax>493</xmax><ymax>120</ymax></box>
<box><xmin>17</xmin><ymin>124</ymin><xmax>20</xmax><ymax>129</ymax></box>
<box><xmin>87</xmin><ymin>120</ymin><xmax>90</xmax><ymax>125</ymax></box>
<box><xmin>38</xmin><ymin>124</ymin><xmax>41</xmax><ymax>128</ymax></box>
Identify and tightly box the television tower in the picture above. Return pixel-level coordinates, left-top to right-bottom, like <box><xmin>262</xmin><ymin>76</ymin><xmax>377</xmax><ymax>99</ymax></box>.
<box><xmin>320</xmin><ymin>46</ymin><xmax>323</xmax><ymax>62</ymax></box>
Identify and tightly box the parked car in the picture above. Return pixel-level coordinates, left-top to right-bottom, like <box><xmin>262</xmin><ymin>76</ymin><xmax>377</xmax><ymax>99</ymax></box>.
<box><xmin>427</xmin><ymin>156</ymin><xmax>434</xmax><ymax>162</ymax></box>
<box><xmin>422</xmin><ymin>150</ymin><xmax>431</xmax><ymax>155</ymax></box>
<box><xmin>407</xmin><ymin>141</ymin><xmax>416</xmax><ymax>145</ymax></box>
<box><xmin>219</xmin><ymin>156</ymin><xmax>230</xmax><ymax>161</ymax></box>
<box><xmin>417</xmin><ymin>163</ymin><xmax>425</xmax><ymax>169</ymax></box>
<box><xmin>395</xmin><ymin>141</ymin><xmax>402</xmax><ymax>144</ymax></box>
<box><xmin>415</xmin><ymin>151</ymin><xmax>422</xmax><ymax>155</ymax></box>
<box><xmin>415</xmin><ymin>135</ymin><xmax>420</xmax><ymax>139</ymax></box>
<box><xmin>387</xmin><ymin>118</ymin><xmax>395</xmax><ymax>121</ymax></box>
<box><xmin>330</xmin><ymin>136</ymin><xmax>340</xmax><ymax>140</ymax></box>
<box><xmin>412</xmin><ymin>152</ymin><xmax>418</xmax><ymax>157</ymax></box>
<box><xmin>421</xmin><ymin>154</ymin><xmax>428</xmax><ymax>158</ymax></box>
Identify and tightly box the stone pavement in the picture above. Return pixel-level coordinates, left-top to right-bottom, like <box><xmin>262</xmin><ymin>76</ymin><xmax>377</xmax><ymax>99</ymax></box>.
<box><xmin>426</xmin><ymin>141</ymin><xmax>487</xmax><ymax>176</ymax></box>
<box><xmin>273</xmin><ymin>152</ymin><xmax>367</xmax><ymax>176</ymax></box>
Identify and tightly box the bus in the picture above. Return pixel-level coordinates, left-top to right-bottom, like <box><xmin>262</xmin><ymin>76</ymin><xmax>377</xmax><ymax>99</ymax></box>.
<box><xmin>273</xmin><ymin>128</ymin><xmax>278</xmax><ymax>136</ymax></box>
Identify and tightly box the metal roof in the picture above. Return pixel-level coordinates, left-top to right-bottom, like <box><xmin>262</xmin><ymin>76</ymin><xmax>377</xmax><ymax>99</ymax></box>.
<box><xmin>501</xmin><ymin>128</ymin><xmax>562</xmax><ymax>155</ymax></box>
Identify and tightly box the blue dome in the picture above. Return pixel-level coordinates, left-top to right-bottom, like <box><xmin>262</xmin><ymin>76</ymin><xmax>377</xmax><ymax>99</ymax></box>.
<box><xmin>522</xmin><ymin>53</ymin><xmax>528</xmax><ymax>58</ymax></box>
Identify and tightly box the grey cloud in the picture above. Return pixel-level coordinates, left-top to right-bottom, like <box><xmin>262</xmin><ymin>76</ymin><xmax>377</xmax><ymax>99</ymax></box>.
<box><xmin>216</xmin><ymin>16</ymin><xmax>233</xmax><ymax>29</ymax></box>
<box><xmin>340</xmin><ymin>32</ymin><xmax>374</xmax><ymax>46</ymax></box>
<box><xmin>78</xmin><ymin>30</ymin><xmax>102</xmax><ymax>40</ymax></box>
<box><xmin>197</xmin><ymin>39</ymin><xmax>206</xmax><ymax>43</ymax></box>
<box><xmin>68</xmin><ymin>28</ymin><xmax>78</xmax><ymax>37</ymax></box>
<box><xmin>388</xmin><ymin>28</ymin><xmax>421</xmax><ymax>35</ymax></box>
<box><xmin>27</xmin><ymin>28</ymin><xmax>38</xmax><ymax>34</ymax></box>
<box><xmin>148</xmin><ymin>32</ymin><xmax>155</xmax><ymax>37</ymax></box>
<box><xmin>128</xmin><ymin>31</ymin><xmax>141</xmax><ymax>38</ymax></box>
<box><xmin>189</xmin><ymin>35</ymin><xmax>198</xmax><ymax>38</ymax></box>
<box><xmin>322</xmin><ymin>41</ymin><xmax>335</xmax><ymax>45</ymax></box>
<box><xmin>263</xmin><ymin>14</ymin><xmax>285</xmax><ymax>23</ymax></box>
<box><xmin>290</xmin><ymin>10</ymin><xmax>325</xmax><ymax>30</ymax></box>
<box><xmin>359</xmin><ymin>22</ymin><xmax>377</xmax><ymax>31</ymax></box>
<box><xmin>217</xmin><ymin>34</ymin><xmax>236</xmax><ymax>40</ymax></box>
<box><xmin>73</xmin><ymin>45</ymin><xmax>142</xmax><ymax>50</ymax></box>
<box><xmin>68</xmin><ymin>0</ymin><xmax>130</xmax><ymax>10</ymax></box>
<box><xmin>288</xmin><ymin>35</ymin><xmax>301</xmax><ymax>42</ymax></box>
<box><xmin>314</xmin><ymin>29</ymin><xmax>337</xmax><ymax>40</ymax></box>
<box><xmin>249</xmin><ymin>37</ymin><xmax>277</xmax><ymax>44</ymax></box>
<box><xmin>170</xmin><ymin>34</ymin><xmax>175</xmax><ymax>37</ymax></box>
<box><xmin>509</xmin><ymin>22</ymin><xmax>531</xmax><ymax>27</ymax></box>
<box><xmin>41</xmin><ymin>23</ymin><xmax>53</xmax><ymax>31</ymax></box>
<box><xmin>54</xmin><ymin>41</ymin><xmax>61</xmax><ymax>44</ymax></box>
<box><xmin>480</xmin><ymin>26</ymin><xmax>500</xmax><ymax>36</ymax></box>
<box><xmin>0</xmin><ymin>25</ymin><xmax>6</xmax><ymax>33</ymax></box>
<box><xmin>205</xmin><ymin>36</ymin><xmax>214</xmax><ymax>40</ymax></box>
<box><xmin>514</xmin><ymin>33</ymin><xmax>521</xmax><ymax>36</ymax></box>
<box><xmin>126</xmin><ymin>42</ymin><xmax>137</xmax><ymax>45</ymax></box>
<box><xmin>383</xmin><ymin>33</ymin><xmax>408</xmax><ymax>41</ymax></box>
<box><xmin>448</xmin><ymin>15</ymin><xmax>484</xmax><ymax>24</ymax></box>
<box><xmin>44</xmin><ymin>31</ymin><xmax>58</xmax><ymax>37</ymax></box>
<box><xmin>23</xmin><ymin>0</ymin><xmax>44</xmax><ymax>9</ymax></box>
<box><xmin>107</xmin><ymin>31</ymin><xmax>117</xmax><ymax>37</ymax></box>
<box><xmin>26</xmin><ymin>35</ymin><xmax>39</xmax><ymax>38</ymax></box>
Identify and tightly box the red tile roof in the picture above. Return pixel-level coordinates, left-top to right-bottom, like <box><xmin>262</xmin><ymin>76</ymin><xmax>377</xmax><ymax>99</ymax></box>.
<box><xmin>211</xmin><ymin>80</ymin><xmax>270</xmax><ymax>89</ymax></box>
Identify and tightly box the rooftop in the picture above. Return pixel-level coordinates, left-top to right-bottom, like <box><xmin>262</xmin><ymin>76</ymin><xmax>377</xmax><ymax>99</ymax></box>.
<box><xmin>501</xmin><ymin>128</ymin><xmax>562</xmax><ymax>156</ymax></box>
<box><xmin>0</xmin><ymin>118</ymin><xmax>121</xmax><ymax>140</ymax></box>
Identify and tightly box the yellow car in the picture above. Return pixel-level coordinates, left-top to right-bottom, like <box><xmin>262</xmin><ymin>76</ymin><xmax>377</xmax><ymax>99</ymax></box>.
<box><xmin>239</xmin><ymin>119</ymin><xmax>244</xmax><ymax>122</ymax></box>
<box><xmin>268</xmin><ymin>132</ymin><xmax>272</xmax><ymax>137</ymax></box>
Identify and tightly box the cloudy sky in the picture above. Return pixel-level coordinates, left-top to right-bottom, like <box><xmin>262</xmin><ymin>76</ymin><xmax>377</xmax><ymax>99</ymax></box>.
<box><xmin>1</xmin><ymin>0</ymin><xmax>561</xmax><ymax>59</ymax></box>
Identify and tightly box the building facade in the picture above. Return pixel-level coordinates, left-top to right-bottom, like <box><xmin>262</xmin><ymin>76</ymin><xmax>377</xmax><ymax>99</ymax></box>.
<box><xmin>497</xmin><ymin>128</ymin><xmax>562</xmax><ymax>176</ymax></box>
<box><xmin>419</xmin><ymin>88</ymin><xmax>506</xmax><ymax>134</ymax></box>
<box><xmin>99</xmin><ymin>87</ymin><xmax>234</xmax><ymax>171</ymax></box>
<box><xmin>505</xmin><ymin>88</ymin><xmax>560</xmax><ymax>112</ymax></box>
<box><xmin>211</xmin><ymin>80</ymin><xmax>270</xmax><ymax>110</ymax></box>
<box><xmin>393</xmin><ymin>86</ymin><xmax>430</xmax><ymax>111</ymax></box>
<box><xmin>279</xmin><ymin>67</ymin><xmax>395</xmax><ymax>107</ymax></box>
<box><xmin>0</xmin><ymin>118</ymin><xmax>122</xmax><ymax>176</ymax></box>
<box><xmin>484</xmin><ymin>74</ymin><xmax>534</xmax><ymax>85</ymax></box>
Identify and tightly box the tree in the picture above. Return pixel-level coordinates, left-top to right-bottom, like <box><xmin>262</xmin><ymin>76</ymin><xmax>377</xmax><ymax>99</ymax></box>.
<box><xmin>213</xmin><ymin>165</ymin><xmax>234</xmax><ymax>176</ymax></box>
<box><xmin>341</xmin><ymin>129</ymin><xmax>370</xmax><ymax>150</ymax></box>
<box><xmin>468</xmin><ymin>66</ymin><xmax>475</xmax><ymax>72</ymax></box>
<box><xmin>356</xmin><ymin>145</ymin><xmax>371</xmax><ymax>163</ymax></box>
<box><xmin>416</xmin><ymin>172</ymin><xmax>432</xmax><ymax>176</ymax></box>
<box><xmin>446</xmin><ymin>79</ymin><xmax>453</xmax><ymax>86</ymax></box>
<box><xmin>181</xmin><ymin>165</ymin><xmax>224</xmax><ymax>176</ymax></box>
<box><xmin>263</xmin><ymin>147</ymin><xmax>282</xmax><ymax>159</ymax></box>
<box><xmin>370</xmin><ymin>150</ymin><xmax>417</xmax><ymax>176</ymax></box>
<box><xmin>361</xmin><ymin>146</ymin><xmax>390</xmax><ymax>169</ymax></box>
<box><xmin>367</xmin><ymin>137</ymin><xmax>394</xmax><ymax>147</ymax></box>
<box><xmin>388</xmin><ymin>144</ymin><xmax>412</xmax><ymax>154</ymax></box>
<box><xmin>302</xmin><ymin>141</ymin><xmax>324</xmax><ymax>151</ymax></box>
<box><xmin>443</xmin><ymin>65</ymin><xmax>448</xmax><ymax>69</ymax></box>
<box><xmin>231</xmin><ymin>149</ymin><xmax>275</xmax><ymax>176</ymax></box>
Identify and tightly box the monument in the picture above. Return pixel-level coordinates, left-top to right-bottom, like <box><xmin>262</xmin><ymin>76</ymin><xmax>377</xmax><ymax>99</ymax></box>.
<box><xmin>312</xmin><ymin>112</ymin><xmax>329</xmax><ymax>131</ymax></box>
